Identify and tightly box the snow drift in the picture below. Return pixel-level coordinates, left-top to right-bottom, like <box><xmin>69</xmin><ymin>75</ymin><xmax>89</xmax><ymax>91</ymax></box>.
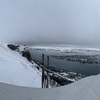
<box><xmin>0</xmin><ymin>74</ymin><xmax>100</xmax><ymax>100</ymax></box>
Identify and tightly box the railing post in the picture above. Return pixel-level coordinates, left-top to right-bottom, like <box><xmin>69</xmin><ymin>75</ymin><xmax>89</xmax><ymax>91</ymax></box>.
<box><xmin>47</xmin><ymin>56</ymin><xmax>49</xmax><ymax>66</ymax></box>
<box><xmin>42</xmin><ymin>54</ymin><xmax>45</xmax><ymax>88</ymax></box>
<box><xmin>46</xmin><ymin>56</ymin><xmax>50</xmax><ymax>88</ymax></box>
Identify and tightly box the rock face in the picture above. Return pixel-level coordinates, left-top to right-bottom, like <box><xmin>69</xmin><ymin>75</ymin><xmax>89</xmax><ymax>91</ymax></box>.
<box><xmin>7</xmin><ymin>44</ymin><xmax>32</xmax><ymax>62</ymax></box>
<box><xmin>7</xmin><ymin>44</ymin><xmax>19</xmax><ymax>51</ymax></box>
<box><xmin>21</xmin><ymin>51</ymin><xmax>32</xmax><ymax>61</ymax></box>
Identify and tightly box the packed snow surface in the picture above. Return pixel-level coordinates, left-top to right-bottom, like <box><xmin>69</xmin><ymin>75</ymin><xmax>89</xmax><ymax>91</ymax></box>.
<box><xmin>0</xmin><ymin>43</ymin><xmax>41</xmax><ymax>88</ymax></box>
<box><xmin>0</xmin><ymin>74</ymin><xmax>100</xmax><ymax>100</ymax></box>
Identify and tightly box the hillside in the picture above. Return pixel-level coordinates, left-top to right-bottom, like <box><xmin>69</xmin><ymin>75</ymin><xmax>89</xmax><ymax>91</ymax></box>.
<box><xmin>0</xmin><ymin>43</ymin><xmax>41</xmax><ymax>88</ymax></box>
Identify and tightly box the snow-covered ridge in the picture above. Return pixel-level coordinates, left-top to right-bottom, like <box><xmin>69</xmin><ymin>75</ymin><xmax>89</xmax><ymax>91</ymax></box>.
<box><xmin>0</xmin><ymin>43</ymin><xmax>41</xmax><ymax>88</ymax></box>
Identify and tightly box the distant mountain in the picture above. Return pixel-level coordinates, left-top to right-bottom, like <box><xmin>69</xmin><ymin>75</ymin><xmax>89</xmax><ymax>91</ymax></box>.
<box><xmin>30</xmin><ymin>45</ymin><xmax>100</xmax><ymax>54</ymax></box>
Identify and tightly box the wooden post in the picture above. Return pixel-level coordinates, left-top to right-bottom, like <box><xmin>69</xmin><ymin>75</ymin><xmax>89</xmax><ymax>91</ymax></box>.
<box><xmin>42</xmin><ymin>54</ymin><xmax>45</xmax><ymax>88</ymax></box>
<box><xmin>46</xmin><ymin>56</ymin><xmax>50</xmax><ymax>88</ymax></box>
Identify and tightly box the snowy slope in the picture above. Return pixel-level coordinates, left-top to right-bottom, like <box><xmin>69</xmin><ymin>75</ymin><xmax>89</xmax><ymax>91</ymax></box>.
<box><xmin>0</xmin><ymin>43</ymin><xmax>41</xmax><ymax>88</ymax></box>
<box><xmin>0</xmin><ymin>74</ymin><xmax>100</xmax><ymax>100</ymax></box>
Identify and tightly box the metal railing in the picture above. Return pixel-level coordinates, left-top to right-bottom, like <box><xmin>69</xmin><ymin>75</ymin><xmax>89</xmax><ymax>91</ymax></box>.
<box><xmin>42</xmin><ymin>54</ymin><xmax>50</xmax><ymax>88</ymax></box>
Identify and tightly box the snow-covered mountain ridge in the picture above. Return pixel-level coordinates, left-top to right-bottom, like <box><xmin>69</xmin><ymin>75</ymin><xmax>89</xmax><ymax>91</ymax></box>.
<box><xmin>0</xmin><ymin>43</ymin><xmax>41</xmax><ymax>88</ymax></box>
<box><xmin>30</xmin><ymin>45</ymin><xmax>100</xmax><ymax>54</ymax></box>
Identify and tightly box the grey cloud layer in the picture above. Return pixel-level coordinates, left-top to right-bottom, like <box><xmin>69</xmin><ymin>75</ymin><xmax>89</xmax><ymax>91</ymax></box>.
<box><xmin>0</xmin><ymin>0</ymin><xmax>100</xmax><ymax>46</ymax></box>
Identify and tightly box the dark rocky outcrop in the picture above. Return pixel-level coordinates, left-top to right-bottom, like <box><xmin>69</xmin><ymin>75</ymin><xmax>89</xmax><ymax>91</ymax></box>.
<box><xmin>7</xmin><ymin>44</ymin><xmax>32</xmax><ymax>62</ymax></box>
<box><xmin>21</xmin><ymin>51</ymin><xmax>32</xmax><ymax>62</ymax></box>
<box><xmin>7</xmin><ymin>44</ymin><xmax>19</xmax><ymax>51</ymax></box>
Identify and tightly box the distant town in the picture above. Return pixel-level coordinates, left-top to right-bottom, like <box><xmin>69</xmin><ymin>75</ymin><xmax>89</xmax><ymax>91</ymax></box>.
<box><xmin>51</xmin><ymin>55</ymin><xmax>100</xmax><ymax>64</ymax></box>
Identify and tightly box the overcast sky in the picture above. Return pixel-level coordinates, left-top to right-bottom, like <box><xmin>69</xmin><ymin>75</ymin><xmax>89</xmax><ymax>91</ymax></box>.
<box><xmin>0</xmin><ymin>0</ymin><xmax>100</xmax><ymax>46</ymax></box>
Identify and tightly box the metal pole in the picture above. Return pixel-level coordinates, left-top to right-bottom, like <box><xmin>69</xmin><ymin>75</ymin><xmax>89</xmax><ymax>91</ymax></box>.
<box><xmin>42</xmin><ymin>54</ymin><xmax>45</xmax><ymax>88</ymax></box>
<box><xmin>46</xmin><ymin>56</ymin><xmax>50</xmax><ymax>88</ymax></box>
<box><xmin>47</xmin><ymin>56</ymin><xmax>49</xmax><ymax>66</ymax></box>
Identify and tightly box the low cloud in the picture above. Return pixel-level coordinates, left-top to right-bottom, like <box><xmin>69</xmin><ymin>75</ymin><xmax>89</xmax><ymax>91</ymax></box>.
<box><xmin>0</xmin><ymin>0</ymin><xmax>100</xmax><ymax>47</ymax></box>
